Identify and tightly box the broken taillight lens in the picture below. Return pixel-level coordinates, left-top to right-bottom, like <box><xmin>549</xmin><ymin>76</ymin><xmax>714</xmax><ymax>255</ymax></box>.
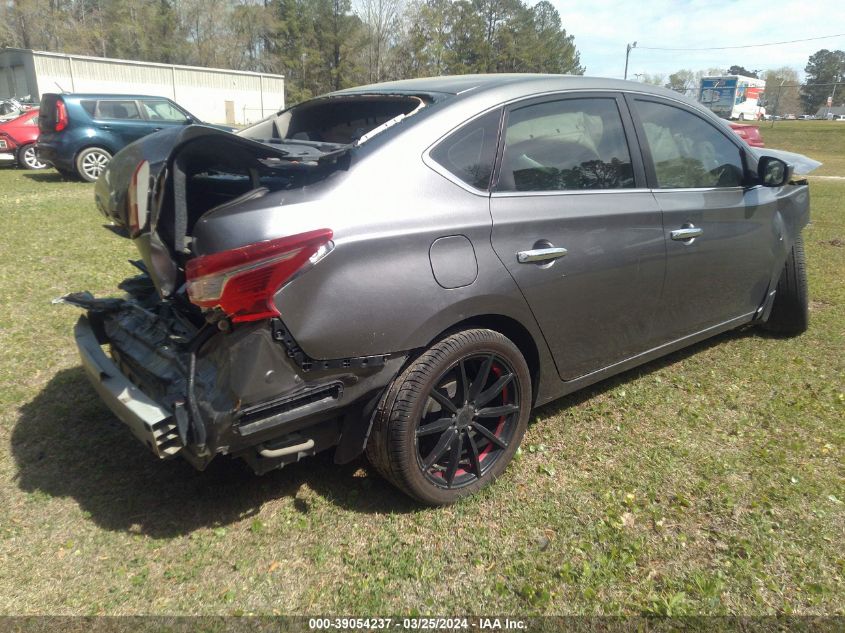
<box><xmin>126</xmin><ymin>160</ymin><xmax>150</xmax><ymax>237</ymax></box>
<box><xmin>185</xmin><ymin>229</ymin><xmax>333</xmax><ymax>323</ymax></box>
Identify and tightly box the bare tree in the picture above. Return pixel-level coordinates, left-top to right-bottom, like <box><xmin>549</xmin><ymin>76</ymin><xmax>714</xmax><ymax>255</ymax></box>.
<box><xmin>356</xmin><ymin>0</ymin><xmax>401</xmax><ymax>82</ymax></box>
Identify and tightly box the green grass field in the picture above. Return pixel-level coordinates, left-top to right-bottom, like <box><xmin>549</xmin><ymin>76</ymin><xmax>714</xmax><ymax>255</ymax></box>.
<box><xmin>750</xmin><ymin>120</ymin><xmax>845</xmax><ymax>178</ymax></box>
<box><xmin>0</xmin><ymin>127</ymin><xmax>842</xmax><ymax>616</ymax></box>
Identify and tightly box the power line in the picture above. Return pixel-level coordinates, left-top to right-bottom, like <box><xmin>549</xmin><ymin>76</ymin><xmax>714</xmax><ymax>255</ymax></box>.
<box><xmin>637</xmin><ymin>33</ymin><xmax>845</xmax><ymax>52</ymax></box>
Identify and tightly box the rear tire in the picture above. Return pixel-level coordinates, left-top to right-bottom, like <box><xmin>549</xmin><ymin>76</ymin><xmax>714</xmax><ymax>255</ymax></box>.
<box><xmin>17</xmin><ymin>143</ymin><xmax>47</xmax><ymax>169</ymax></box>
<box><xmin>75</xmin><ymin>146</ymin><xmax>111</xmax><ymax>182</ymax></box>
<box><xmin>366</xmin><ymin>329</ymin><xmax>531</xmax><ymax>505</ymax></box>
<box><xmin>763</xmin><ymin>234</ymin><xmax>808</xmax><ymax>336</ymax></box>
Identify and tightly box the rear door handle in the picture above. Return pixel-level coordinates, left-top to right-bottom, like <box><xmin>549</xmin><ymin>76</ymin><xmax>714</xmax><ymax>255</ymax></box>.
<box><xmin>517</xmin><ymin>247</ymin><xmax>568</xmax><ymax>263</ymax></box>
<box><xmin>671</xmin><ymin>226</ymin><xmax>704</xmax><ymax>241</ymax></box>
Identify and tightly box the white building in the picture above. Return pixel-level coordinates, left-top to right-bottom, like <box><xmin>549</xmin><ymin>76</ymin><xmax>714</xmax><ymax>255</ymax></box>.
<box><xmin>0</xmin><ymin>48</ymin><xmax>285</xmax><ymax>126</ymax></box>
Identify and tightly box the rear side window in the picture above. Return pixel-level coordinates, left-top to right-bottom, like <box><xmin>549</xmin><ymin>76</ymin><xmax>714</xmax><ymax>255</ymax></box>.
<box><xmin>80</xmin><ymin>100</ymin><xmax>97</xmax><ymax>117</ymax></box>
<box><xmin>94</xmin><ymin>100</ymin><xmax>141</xmax><ymax>120</ymax></box>
<box><xmin>497</xmin><ymin>98</ymin><xmax>635</xmax><ymax>192</ymax></box>
<box><xmin>141</xmin><ymin>100</ymin><xmax>188</xmax><ymax>122</ymax></box>
<box><xmin>430</xmin><ymin>108</ymin><xmax>501</xmax><ymax>190</ymax></box>
<box><xmin>38</xmin><ymin>94</ymin><xmax>60</xmax><ymax>131</ymax></box>
<box><xmin>633</xmin><ymin>100</ymin><xmax>745</xmax><ymax>188</ymax></box>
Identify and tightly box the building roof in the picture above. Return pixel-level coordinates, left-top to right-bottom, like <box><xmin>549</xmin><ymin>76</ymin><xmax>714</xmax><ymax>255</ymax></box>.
<box><xmin>1</xmin><ymin>47</ymin><xmax>284</xmax><ymax>80</ymax></box>
<box><xmin>815</xmin><ymin>105</ymin><xmax>845</xmax><ymax>116</ymax></box>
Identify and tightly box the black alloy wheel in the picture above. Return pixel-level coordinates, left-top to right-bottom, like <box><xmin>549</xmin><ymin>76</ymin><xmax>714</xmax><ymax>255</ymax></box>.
<box><xmin>417</xmin><ymin>352</ymin><xmax>520</xmax><ymax>489</ymax></box>
<box><xmin>366</xmin><ymin>329</ymin><xmax>531</xmax><ymax>505</ymax></box>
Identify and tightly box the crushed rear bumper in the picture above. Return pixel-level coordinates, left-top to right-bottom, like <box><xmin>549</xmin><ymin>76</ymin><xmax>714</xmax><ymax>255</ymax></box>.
<box><xmin>67</xmin><ymin>288</ymin><xmax>407</xmax><ymax>473</ymax></box>
<box><xmin>74</xmin><ymin>315</ymin><xmax>182</xmax><ymax>458</ymax></box>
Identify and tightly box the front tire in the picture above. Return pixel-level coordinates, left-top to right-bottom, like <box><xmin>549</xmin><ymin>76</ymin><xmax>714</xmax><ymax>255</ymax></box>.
<box><xmin>763</xmin><ymin>235</ymin><xmax>808</xmax><ymax>336</ymax></box>
<box><xmin>366</xmin><ymin>329</ymin><xmax>532</xmax><ymax>505</ymax></box>
<box><xmin>75</xmin><ymin>147</ymin><xmax>111</xmax><ymax>182</ymax></box>
<box><xmin>17</xmin><ymin>143</ymin><xmax>47</xmax><ymax>169</ymax></box>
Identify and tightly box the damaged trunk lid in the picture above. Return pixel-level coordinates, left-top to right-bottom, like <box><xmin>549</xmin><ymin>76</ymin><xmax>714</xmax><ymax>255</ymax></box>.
<box><xmin>94</xmin><ymin>126</ymin><xmax>349</xmax><ymax>299</ymax></box>
<box><xmin>95</xmin><ymin>93</ymin><xmax>428</xmax><ymax>302</ymax></box>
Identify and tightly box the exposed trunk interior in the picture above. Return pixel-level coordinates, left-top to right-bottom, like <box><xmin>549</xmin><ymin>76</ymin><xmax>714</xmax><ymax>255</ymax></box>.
<box><xmin>241</xmin><ymin>94</ymin><xmax>426</xmax><ymax>145</ymax></box>
<box><xmin>157</xmin><ymin>94</ymin><xmax>428</xmax><ymax>254</ymax></box>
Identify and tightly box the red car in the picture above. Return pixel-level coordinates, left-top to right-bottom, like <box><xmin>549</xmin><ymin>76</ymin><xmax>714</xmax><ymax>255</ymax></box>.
<box><xmin>729</xmin><ymin>122</ymin><xmax>764</xmax><ymax>148</ymax></box>
<box><xmin>0</xmin><ymin>108</ymin><xmax>47</xmax><ymax>169</ymax></box>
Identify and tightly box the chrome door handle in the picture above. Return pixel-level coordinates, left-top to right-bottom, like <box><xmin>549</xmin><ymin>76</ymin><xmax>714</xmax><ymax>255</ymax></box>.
<box><xmin>671</xmin><ymin>227</ymin><xmax>703</xmax><ymax>241</ymax></box>
<box><xmin>517</xmin><ymin>247</ymin><xmax>568</xmax><ymax>263</ymax></box>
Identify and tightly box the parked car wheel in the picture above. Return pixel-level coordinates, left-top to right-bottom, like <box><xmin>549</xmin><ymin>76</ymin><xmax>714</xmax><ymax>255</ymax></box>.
<box><xmin>75</xmin><ymin>147</ymin><xmax>111</xmax><ymax>182</ymax></box>
<box><xmin>17</xmin><ymin>143</ymin><xmax>47</xmax><ymax>169</ymax></box>
<box><xmin>763</xmin><ymin>235</ymin><xmax>808</xmax><ymax>336</ymax></box>
<box><xmin>366</xmin><ymin>329</ymin><xmax>531</xmax><ymax>505</ymax></box>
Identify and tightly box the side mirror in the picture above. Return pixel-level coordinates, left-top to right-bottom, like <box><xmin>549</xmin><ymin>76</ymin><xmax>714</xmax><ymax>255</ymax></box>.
<box><xmin>759</xmin><ymin>156</ymin><xmax>793</xmax><ymax>187</ymax></box>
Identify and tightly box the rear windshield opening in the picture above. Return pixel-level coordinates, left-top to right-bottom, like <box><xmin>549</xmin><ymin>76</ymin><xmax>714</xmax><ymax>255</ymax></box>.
<box><xmin>242</xmin><ymin>95</ymin><xmax>427</xmax><ymax>146</ymax></box>
<box><xmin>158</xmin><ymin>134</ymin><xmax>347</xmax><ymax>253</ymax></box>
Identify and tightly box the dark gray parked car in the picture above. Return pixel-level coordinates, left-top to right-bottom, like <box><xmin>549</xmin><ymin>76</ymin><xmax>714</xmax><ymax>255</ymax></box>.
<box><xmin>61</xmin><ymin>74</ymin><xmax>815</xmax><ymax>505</ymax></box>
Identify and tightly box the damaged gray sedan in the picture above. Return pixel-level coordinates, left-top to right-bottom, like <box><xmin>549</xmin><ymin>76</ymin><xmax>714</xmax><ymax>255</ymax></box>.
<box><xmin>61</xmin><ymin>75</ymin><xmax>816</xmax><ymax>505</ymax></box>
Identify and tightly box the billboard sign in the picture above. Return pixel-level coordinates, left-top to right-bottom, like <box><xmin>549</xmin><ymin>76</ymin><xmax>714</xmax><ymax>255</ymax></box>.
<box><xmin>699</xmin><ymin>77</ymin><xmax>737</xmax><ymax>112</ymax></box>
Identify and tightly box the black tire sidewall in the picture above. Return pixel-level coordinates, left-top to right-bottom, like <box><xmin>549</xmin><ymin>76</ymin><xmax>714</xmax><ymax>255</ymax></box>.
<box><xmin>387</xmin><ymin>330</ymin><xmax>531</xmax><ymax>505</ymax></box>
<box><xmin>764</xmin><ymin>234</ymin><xmax>809</xmax><ymax>335</ymax></box>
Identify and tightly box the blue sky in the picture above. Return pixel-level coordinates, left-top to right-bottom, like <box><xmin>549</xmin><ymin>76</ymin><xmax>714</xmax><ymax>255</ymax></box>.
<box><xmin>549</xmin><ymin>0</ymin><xmax>844</xmax><ymax>79</ymax></box>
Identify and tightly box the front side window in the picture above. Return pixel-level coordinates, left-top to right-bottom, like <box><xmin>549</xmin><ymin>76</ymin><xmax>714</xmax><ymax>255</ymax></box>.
<box><xmin>497</xmin><ymin>97</ymin><xmax>635</xmax><ymax>192</ymax></box>
<box><xmin>95</xmin><ymin>100</ymin><xmax>141</xmax><ymax>120</ymax></box>
<box><xmin>141</xmin><ymin>100</ymin><xmax>189</xmax><ymax>123</ymax></box>
<box><xmin>430</xmin><ymin>108</ymin><xmax>501</xmax><ymax>190</ymax></box>
<box><xmin>633</xmin><ymin>99</ymin><xmax>745</xmax><ymax>188</ymax></box>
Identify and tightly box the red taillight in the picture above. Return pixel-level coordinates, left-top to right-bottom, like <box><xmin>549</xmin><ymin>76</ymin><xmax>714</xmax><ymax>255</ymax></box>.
<box><xmin>126</xmin><ymin>160</ymin><xmax>150</xmax><ymax>237</ymax></box>
<box><xmin>55</xmin><ymin>100</ymin><xmax>68</xmax><ymax>132</ymax></box>
<box><xmin>185</xmin><ymin>229</ymin><xmax>333</xmax><ymax>323</ymax></box>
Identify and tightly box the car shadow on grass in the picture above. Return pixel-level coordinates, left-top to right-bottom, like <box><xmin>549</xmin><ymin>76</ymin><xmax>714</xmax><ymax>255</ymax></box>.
<box><xmin>531</xmin><ymin>326</ymin><xmax>761</xmax><ymax>421</ymax></box>
<box><xmin>22</xmin><ymin>170</ymin><xmax>76</xmax><ymax>183</ymax></box>
<box><xmin>12</xmin><ymin>367</ymin><xmax>417</xmax><ymax>538</ymax></box>
<box><xmin>13</xmin><ymin>326</ymin><xmax>773</xmax><ymax>537</ymax></box>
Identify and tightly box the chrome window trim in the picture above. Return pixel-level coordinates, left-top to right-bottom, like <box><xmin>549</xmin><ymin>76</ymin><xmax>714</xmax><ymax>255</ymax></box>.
<box><xmin>650</xmin><ymin>186</ymin><xmax>746</xmax><ymax>193</ymax></box>
<box><xmin>423</xmin><ymin>153</ymin><xmax>492</xmax><ymax>198</ymax></box>
<box><xmin>422</xmin><ymin>105</ymin><xmax>503</xmax><ymax>198</ymax></box>
<box><xmin>491</xmin><ymin>188</ymin><xmax>651</xmax><ymax>199</ymax></box>
<box><xmin>422</xmin><ymin>87</ymin><xmax>739</xmax><ymax>198</ymax></box>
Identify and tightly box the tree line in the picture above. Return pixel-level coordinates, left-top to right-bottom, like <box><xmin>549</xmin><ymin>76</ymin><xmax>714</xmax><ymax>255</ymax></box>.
<box><xmin>0</xmin><ymin>0</ymin><xmax>584</xmax><ymax>104</ymax></box>
<box><xmin>3</xmin><ymin>1</ymin><xmax>841</xmax><ymax>114</ymax></box>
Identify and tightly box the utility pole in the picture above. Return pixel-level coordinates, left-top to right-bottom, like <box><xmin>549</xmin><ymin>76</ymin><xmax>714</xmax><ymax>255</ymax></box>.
<box><xmin>624</xmin><ymin>42</ymin><xmax>637</xmax><ymax>80</ymax></box>
<box><xmin>771</xmin><ymin>78</ymin><xmax>786</xmax><ymax>129</ymax></box>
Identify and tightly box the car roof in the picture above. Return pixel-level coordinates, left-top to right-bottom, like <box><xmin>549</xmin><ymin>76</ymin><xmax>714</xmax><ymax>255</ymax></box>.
<box><xmin>330</xmin><ymin>74</ymin><xmax>682</xmax><ymax>99</ymax></box>
<box><xmin>45</xmin><ymin>93</ymin><xmax>175</xmax><ymax>100</ymax></box>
